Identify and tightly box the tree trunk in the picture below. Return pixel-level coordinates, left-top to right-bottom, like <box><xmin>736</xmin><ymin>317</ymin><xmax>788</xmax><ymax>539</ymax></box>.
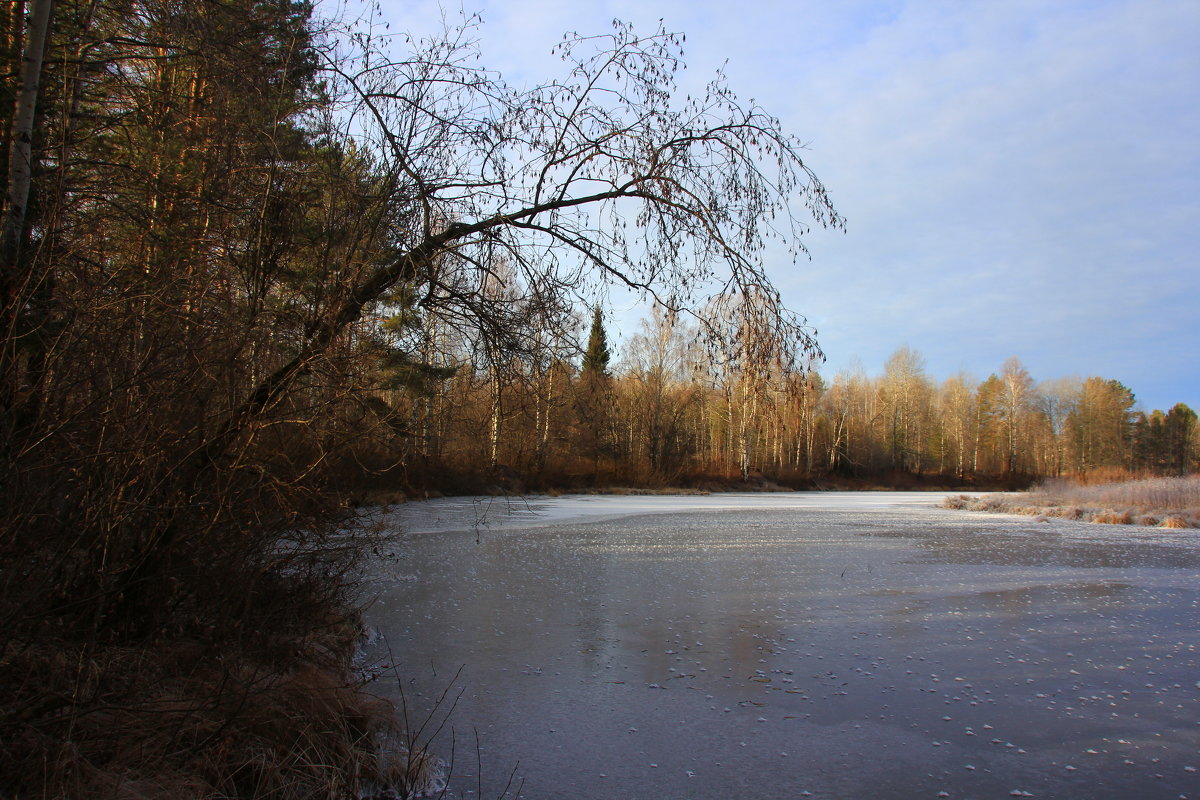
<box><xmin>489</xmin><ymin>360</ymin><xmax>501</xmax><ymax>468</ymax></box>
<box><xmin>1</xmin><ymin>0</ymin><xmax>53</xmax><ymax>410</ymax></box>
<box><xmin>1</xmin><ymin>0</ymin><xmax>51</xmax><ymax>269</ymax></box>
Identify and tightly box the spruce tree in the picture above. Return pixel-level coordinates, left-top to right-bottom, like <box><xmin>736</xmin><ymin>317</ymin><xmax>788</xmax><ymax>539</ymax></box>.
<box><xmin>582</xmin><ymin>306</ymin><xmax>611</xmax><ymax>377</ymax></box>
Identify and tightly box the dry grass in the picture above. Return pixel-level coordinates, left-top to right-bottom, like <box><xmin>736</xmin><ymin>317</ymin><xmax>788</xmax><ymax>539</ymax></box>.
<box><xmin>1036</xmin><ymin>475</ymin><xmax>1200</xmax><ymax>510</ymax></box>
<box><xmin>943</xmin><ymin>475</ymin><xmax>1200</xmax><ymax>528</ymax></box>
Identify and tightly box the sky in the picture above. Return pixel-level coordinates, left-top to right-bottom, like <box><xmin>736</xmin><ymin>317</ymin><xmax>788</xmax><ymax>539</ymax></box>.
<box><xmin>375</xmin><ymin>0</ymin><xmax>1199</xmax><ymax>412</ymax></box>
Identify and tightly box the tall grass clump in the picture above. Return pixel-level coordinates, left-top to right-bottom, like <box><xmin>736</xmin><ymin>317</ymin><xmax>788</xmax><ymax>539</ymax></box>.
<box><xmin>944</xmin><ymin>475</ymin><xmax>1200</xmax><ymax>528</ymax></box>
<box><xmin>1036</xmin><ymin>475</ymin><xmax>1200</xmax><ymax>511</ymax></box>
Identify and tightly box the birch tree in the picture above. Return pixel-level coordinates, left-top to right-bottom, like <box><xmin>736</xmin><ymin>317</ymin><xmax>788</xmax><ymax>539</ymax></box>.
<box><xmin>0</xmin><ymin>0</ymin><xmax>52</xmax><ymax>413</ymax></box>
<box><xmin>998</xmin><ymin>356</ymin><xmax>1035</xmax><ymax>476</ymax></box>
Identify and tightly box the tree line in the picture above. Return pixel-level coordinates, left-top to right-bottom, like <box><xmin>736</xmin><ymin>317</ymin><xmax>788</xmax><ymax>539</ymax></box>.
<box><xmin>378</xmin><ymin>308</ymin><xmax>1198</xmax><ymax>490</ymax></box>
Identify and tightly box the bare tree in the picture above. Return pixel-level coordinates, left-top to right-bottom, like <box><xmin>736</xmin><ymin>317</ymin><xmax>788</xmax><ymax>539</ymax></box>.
<box><xmin>622</xmin><ymin>305</ymin><xmax>697</xmax><ymax>475</ymax></box>
<box><xmin>880</xmin><ymin>346</ymin><xmax>930</xmax><ymax>473</ymax></box>
<box><xmin>998</xmin><ymin>356</ymin><xmax>1035</xmax><ymax>476</ymax></box>
<box><xmin>205</xmin><ymin>17</ymin><xmax>841</xmax><ymax>468</ymax></box>
<box><xmin>938</xmin><ymin>373</ymin><xmax>977</xmax><ymax>478</ymax></box>
<box><xmin>694</xmin><ymin>288</ymin><xmax>816</xmax><ymax>478</ymax></box>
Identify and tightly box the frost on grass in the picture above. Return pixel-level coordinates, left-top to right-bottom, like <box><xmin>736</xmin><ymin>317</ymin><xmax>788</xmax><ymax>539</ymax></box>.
<box><xmin>944</xmin><ymin>475</ymin><xmax>1200</xmax><ymax>528</ymax></box>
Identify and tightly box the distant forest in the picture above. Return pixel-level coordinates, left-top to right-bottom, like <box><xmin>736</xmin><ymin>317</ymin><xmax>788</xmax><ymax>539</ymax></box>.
<box><xmin>372</xmin><ymin>306</ymin><xmax>1198</xmax><ymax>493</ymax></box>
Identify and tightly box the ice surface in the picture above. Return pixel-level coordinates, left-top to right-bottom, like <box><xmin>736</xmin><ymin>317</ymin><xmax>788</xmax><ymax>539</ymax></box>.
<box><xmin>373</xmin><ymin>491</ymin><xmax>957</xmax><ymax>535</ymax></box>
<box><xmin>360</xmin><ymin>493</ymin><xmax>1200</xmax><ymax>799</ymax></box>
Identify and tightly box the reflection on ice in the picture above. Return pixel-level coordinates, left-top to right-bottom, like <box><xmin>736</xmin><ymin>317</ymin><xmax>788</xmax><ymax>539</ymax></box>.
<box><xmin>361</xmin><ymin>493</ymin><xmax>1200</xmax><ymax>800</ymax></box>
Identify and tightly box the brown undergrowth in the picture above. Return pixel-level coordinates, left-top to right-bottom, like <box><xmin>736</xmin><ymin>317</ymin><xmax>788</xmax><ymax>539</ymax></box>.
<box><xmin>943</xmin><ymin>475</ymin><xmax>1200</xmax><ymax>528</ymax></box>
<box><xmin>0</xmin><ymin>547</ymin><xmax>440</xmax><ymax>800</ymax></box>
<box><xmin>0</xmin><ymin>451</ymin><xmax>438</xmax><ymax>799</ymax></box>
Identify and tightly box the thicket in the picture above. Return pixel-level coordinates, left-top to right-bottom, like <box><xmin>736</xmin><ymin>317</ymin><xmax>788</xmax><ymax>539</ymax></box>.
<box><xmin>0</xmin><ymin>1</ymin><xmax>843</xmax><ymax>796</ymax></box>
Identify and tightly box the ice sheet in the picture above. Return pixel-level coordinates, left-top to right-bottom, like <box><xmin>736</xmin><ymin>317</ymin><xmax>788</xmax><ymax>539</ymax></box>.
<box><xmin>360</xmin><ymin>493</ymin><xmax>1200</xmax><ymax>799</ymax></box>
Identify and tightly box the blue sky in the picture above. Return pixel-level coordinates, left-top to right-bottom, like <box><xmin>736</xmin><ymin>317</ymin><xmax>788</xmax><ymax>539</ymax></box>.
<box><xmin>378</xmin><ymin>0</ymin><xmax>1199</xmax><ymax>412</ymax></box>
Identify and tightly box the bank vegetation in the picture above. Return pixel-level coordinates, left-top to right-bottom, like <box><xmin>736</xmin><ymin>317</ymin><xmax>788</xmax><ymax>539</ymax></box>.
<box><xmin>944</xmin><ymin>475</ymin><xmax>1200</xmax><ymax>528</ymax></box>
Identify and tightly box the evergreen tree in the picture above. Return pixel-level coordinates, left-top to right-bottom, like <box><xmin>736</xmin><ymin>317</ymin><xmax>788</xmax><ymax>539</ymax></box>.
<box><xmin>1165</xmin><ymin>403</ymin><xmax>1198</xmax><ymax>475</ymax></box>
<box><xmin>576</xmin><ymin>306</ymin><xmax>613</xmax><ymax>477</ymax></box>
<box><xmin>582</xmin><ymin>306</ymin><xmax>611</xmax><ymax>377</ymax></box>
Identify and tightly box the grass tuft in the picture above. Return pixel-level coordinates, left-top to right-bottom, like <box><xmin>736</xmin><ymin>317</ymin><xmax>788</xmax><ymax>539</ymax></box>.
<box><xmin>943</xmin><ymin>475</ymin><xmax>1200</xmax><ymax>528</ymax></box>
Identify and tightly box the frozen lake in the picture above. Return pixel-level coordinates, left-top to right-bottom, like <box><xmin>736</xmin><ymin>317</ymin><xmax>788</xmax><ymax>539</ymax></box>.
<box><xmin>361</xmin><ymin>492</ymin><xmax>1200</xmax><ymax>799</ymax></box>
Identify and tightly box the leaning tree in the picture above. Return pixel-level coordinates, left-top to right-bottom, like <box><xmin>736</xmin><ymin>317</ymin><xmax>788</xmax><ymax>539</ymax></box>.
<box><xmin>210</xmin><ymin>16</ymin><xmax>844</xmax><ymax>465</ymax></box>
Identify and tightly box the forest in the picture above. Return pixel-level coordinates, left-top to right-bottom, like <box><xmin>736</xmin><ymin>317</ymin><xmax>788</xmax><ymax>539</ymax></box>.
<box><xmin>376</xmin><ymin>305</ymin><xmax>1198</xmax><ymax>494</ymax></box>
<box><xmin>0</xmin><ymin>0</ymin><xmax>1193</xmax><ymax>797</ymax></box>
